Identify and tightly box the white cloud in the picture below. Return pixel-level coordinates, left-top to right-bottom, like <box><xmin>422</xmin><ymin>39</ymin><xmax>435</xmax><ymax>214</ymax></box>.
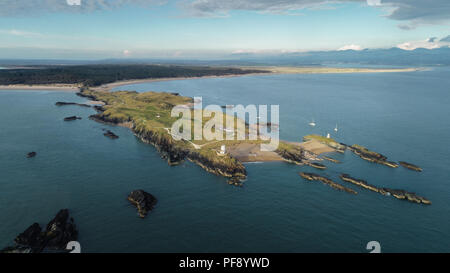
<box><xmin>397</xmin><ymin>37</ymin><xmax>450</xmax><ymax>50</ymax></box>
<box><xmin>0</xmin><ymin>0</ymin><xmax>166</xmax><ymax>16</ymax></box>
<box><xmin>0</xmin><ymin>29</ymin><xmax>42</xmax><ymax>37</ymax></box>
<box><xmin>185</xmin><ymin>0</ymin><xmax>450</xmax><ymax>29</ymax></box>
<box><xmin>338</xmin><ymin>44</ymin><xmax>363</xmax><ymax>51</ymax></box>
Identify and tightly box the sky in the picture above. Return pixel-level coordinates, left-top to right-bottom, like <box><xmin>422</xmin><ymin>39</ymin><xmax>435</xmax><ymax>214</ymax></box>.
<box><xmin>0</xmin><ymin>0</ymin><xmax>449</xmax><ymax>59</ymax></box>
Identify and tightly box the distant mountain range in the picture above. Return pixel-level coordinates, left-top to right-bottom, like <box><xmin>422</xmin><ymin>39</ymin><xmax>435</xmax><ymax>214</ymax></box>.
<box><xmin>228</xmin><ymin>47</ymin><xmax>450</xmax><ymax>66</ymax></box>
<box><xmin>1</xmin><ymin>47</ymin><xmax>449</xmax><ymax>67</ymax></box>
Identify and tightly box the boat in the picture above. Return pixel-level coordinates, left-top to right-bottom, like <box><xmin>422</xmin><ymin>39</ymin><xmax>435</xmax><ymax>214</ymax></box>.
<box><xmin>334</xmin><ymin>124</ymin><xmax>338</xmax><ymax>132</ymax></box>
<box><xmin>308</xmin><ymin>118</ymin><xmax>316</xmax><ymax>127</ymax></box>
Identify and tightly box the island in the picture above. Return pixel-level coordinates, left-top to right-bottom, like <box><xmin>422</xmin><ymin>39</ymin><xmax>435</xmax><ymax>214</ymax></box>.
<box><xmin>27</xmin><ymin>151</ymin><xmax>37</xmax><ymax>158</ymax></box>
<box><xmin>76</xmin><ymin>88</ymin><xmax>336</xmax><ymax>184</ymax></box>
<box><xmin>128</xmin><ymin>190</ymin><xmax>158</xmax><ymax>218</ymax></box>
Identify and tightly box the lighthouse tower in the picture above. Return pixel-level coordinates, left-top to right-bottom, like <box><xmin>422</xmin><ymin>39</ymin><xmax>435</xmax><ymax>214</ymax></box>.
<box><xmin>220</xmin><ymin>145</ymin><xmax>226</xmax><ymax>155</ymax></box>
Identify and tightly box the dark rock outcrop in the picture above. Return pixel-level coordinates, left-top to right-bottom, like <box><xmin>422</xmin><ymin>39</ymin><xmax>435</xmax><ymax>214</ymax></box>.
<box><xmin>64</xmin><ymin>116</ymin><xmax>82</xmax><ymax>121</ymax></box>
<box><xmin>228</xmin><ymin>177</ymin><xmax>244</xmax><ymax>187</ymax></box>
<box><xmin>27</xmin><ymin>152</ymin><xmax>37</xmax><ymax>158</ymax></box>
<box><xmin>349</xmin><ymin>145</ymin><xmax>399</xmax><ymax>168</ymax></box>
<box><xmin>1</xmin><ymin>209</ymin><xmax>78</xmax><ymax>253</ymax></box>
<box><xmin>382</xmin><ymin>188</ymin><xmax>431</xmax><ymax>205</ymax></box>
<box><xmin>45</xmin><ymin>209</ymin><xmax>78</xmax><ymax>249</ymax></box>
<box><xmin>323</xmin><ymin>156</ymin><xmax>340</xmax><ymax>163</ymax></box>
<box><xmin>56</xmin><ymin>102</ymin><xmax>91</xmax><ymax>107</ymax></box>
<box><xmin>399</xmin><ymin>161</ymin><xmax>423</xmax><ymax>172</ymax></box>
<box><xmin>104</xmin><ymin>130</ymin><xmax>119</xmax><ymax>139</ymax></box>
<box><xmin>340</xmin><ymin>174</ymin><xmax>431</xmax><ymax>205</ymax></box>
<box><xmin>276</xmin><ymin>148</ymin><xmax>305</xmax><ymax>165</ymax></box>
<box><xmin>307</xmin><ymin>162</ymin><xmax>327</xmax><ymax>170</ymax></box>
<box><xmin>299</xmin><ymin>172</ymin><xmax>357</xmax><ymax>194</ymax></box>
<box><xmin>128</xmin><ymin>190</ymin><xmax>157</xmax><ymax>218</ymax></box>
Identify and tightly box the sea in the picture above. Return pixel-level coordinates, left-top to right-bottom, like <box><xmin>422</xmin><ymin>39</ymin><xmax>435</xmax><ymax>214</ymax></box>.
<box><xmin>1</xmin><ymin>67</ymin><xmax>449</xmax><ymax>253</ymax></box>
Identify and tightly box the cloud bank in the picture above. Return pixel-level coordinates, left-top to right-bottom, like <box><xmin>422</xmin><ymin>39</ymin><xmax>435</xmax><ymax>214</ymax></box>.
<box><xmin>1</xmin><ymin>0</ymin><xmax>449</xmax><ymax>30</ymax></box>
<box><xmin>185</xmin><ymin>0</ymin><xmax>450</xmax><ymax>28</ymax></box>
<box><xmin>397</xmin><ymin>36</ymin><xmax>450</xmax><ymax>50</ymax></box>
<box><xmin>0</xmin><ymin>0</ymin><xmax>165</xmax><ymax>16</ymax></box>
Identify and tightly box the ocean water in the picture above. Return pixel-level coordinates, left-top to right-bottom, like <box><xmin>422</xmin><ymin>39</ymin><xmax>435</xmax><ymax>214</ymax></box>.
<box><xmin>1</xmin><ymin>68</ymin><xmax>449</xmax><ymax>253</ymax></box>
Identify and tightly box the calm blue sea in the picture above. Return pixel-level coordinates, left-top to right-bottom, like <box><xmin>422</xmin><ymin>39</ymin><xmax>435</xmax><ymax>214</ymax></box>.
<box><xmin>1</xmin><ymin>68</ymin><xmax>449</xmax><ymax>253</ymax></box>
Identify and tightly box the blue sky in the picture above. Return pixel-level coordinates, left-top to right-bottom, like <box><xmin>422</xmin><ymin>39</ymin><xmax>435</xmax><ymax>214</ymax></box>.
<box><xmin>0</xmin><ymin>0</ymin><xmax>449</xmax><ymax>59</ymax></box>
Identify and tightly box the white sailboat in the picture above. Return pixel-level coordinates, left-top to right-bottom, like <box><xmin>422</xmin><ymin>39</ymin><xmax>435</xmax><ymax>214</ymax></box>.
<box><xmin>334</xmin><ymin>124</ymin><xmax>338</xmax><ymax>132</ymax></box>
<box><xmin>308</xmin><ymin>118</ymin><xmax>316</xmax><ymax>127</ymax></box>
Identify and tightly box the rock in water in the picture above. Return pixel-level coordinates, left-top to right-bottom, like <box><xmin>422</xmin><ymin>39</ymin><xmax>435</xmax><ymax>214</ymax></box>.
<box><xmin>55</xmin><ymin>102</ymin><xmax>91</xmax><ymax>107</ymax></box>
<box><xmin>27</xmin><ymin>152</ymin><xmax>37</xmax><ymax>158</ymax></box>
<box><xmin>104</xmin><ymin>130</ymin><xmax>119</xmax><ymax>139</ymax></box>
<box><xmin>64</xmin><ymin>116</ymin><xmax>82</xmax><ymax>121</ymax></box>
<box><xmin>1</xmin><ymin>209</ymin><xmax>78</xmax><ymax>253</ymax></box>
<box><xmin>45</xmin><ymin>209</ymin><xmax>78</xmax><ymax>249</ymax></box>
<box><xmin>14</xmin><ymin>223</ymin><xmax>44</xmax><ymax>248</ymax></box>
<box><xmin>128</xmin><ymin>190</ymin><xmax>157</xmax><ymax>218</ymax></box>
<box><xmin>399</xmin><ymin>161</ymin><xmax>423</xmax><ymax>172</ymax></box>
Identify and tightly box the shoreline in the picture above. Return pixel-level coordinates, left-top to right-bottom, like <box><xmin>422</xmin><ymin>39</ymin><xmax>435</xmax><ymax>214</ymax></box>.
<box><xmin>90</xmin><ymin>72</ymin><xmax>272</xmax><ymax>91</ymax></box>
<box><xmin>0</xmin><ymin>66</ymin><xmax>423</xmax><ymax>92</ymax></box>
<box><xmin>0</xmin><ymin>84</ymin><xmax>80</xmax><ymax>92</ymax></box>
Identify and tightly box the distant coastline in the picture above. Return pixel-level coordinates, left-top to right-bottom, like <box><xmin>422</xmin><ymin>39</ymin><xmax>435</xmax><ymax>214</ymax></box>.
<box><xmin>0</xmin><ymin>84</ymin><xmax>80</xmax><ymax>91</ymax></box>
<box><xmin>0</xmin><ymin>66</ymin><xmax>423</xmax><ymax>92</ymax></box>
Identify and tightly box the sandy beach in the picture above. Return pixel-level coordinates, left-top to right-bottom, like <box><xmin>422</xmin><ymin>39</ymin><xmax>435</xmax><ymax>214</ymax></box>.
<box><xmin>0</xmin><ymin>66</ymin><xmax>422</xmax><ymax>92</ymax></box>
<box><xmin>296</xmin><ymin>140</ymin><xmax>335</xmax><ymax>154</ymax></box>
<box><xmin>227</xmin><ymin>139</ymin><xmax>335</xmax><ymax>163</ymax></box>
<box><xmin>93</xmin><ymin>66</ymin><xmax>422</xmax><ymax>91</ymax></box>
<box><xmin>90</xmin><ymin>72</ymin><xmax>271</xmax><ymax>92</ymax></box>
<box><xmin>227</xmin><ymin>143</ymin><xmax>284</xmax><ymax>162</ymax></box>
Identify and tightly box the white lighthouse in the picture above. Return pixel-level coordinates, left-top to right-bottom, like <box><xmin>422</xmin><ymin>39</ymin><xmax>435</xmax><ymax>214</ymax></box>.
<box><xmin>220</xmin><ymin>145</ymin><xmax>226</xmax><ymax>155</ymax></box>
